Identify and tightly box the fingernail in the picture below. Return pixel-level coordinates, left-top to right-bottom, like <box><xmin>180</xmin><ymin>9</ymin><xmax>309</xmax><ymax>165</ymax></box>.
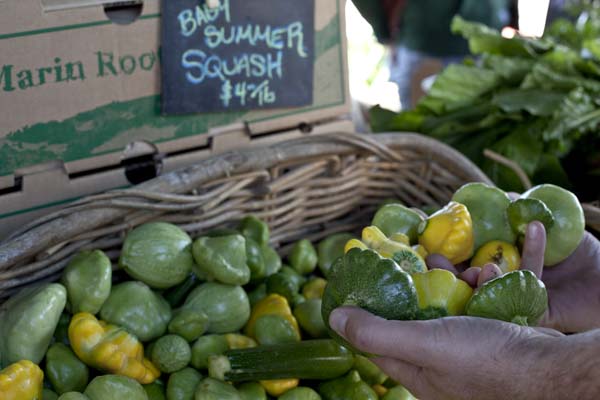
<box><xmin>329</xmin><ymin>309</ymin><xmax>348</xmax><ymax>336</ymax></box>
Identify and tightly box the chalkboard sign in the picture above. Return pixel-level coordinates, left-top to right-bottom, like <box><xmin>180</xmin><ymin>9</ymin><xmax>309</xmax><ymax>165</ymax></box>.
<box><xmin>161</xmin><ymin>0</ymin><xmax>315</xmax><ymax>114</ymax></box>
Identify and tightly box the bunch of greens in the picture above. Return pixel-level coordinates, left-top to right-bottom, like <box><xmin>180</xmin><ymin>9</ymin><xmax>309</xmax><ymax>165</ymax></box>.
<box><xmin>371</xmin><ymin>16</ymin><xmax>600</xmax><ymax>200</ymax></box>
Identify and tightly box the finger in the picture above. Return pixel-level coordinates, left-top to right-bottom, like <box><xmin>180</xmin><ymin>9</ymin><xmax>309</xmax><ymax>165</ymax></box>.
<box><xmin>507</xmin><ymin>192</ymin><xmax>520</xmax><ymax>200</ymax></box>
<box><xmin>459</xmin><ymin>267</ymin><xmax>481</xmax><ymax>287</ymax></box>
<box><xmin>426</xmin><ymin>254</ymin><xmax>458</xmax><ymax>274</ymax></box>
<box><xmin>371</xmin><ymin>357</ymin><xmax>425</xmax><ymax>397</ymax></box>
<box><xmin>329</xmin><ymin>306</ymin><xmax>451</xmax><ymax>365</ymax></box>
<box><xmin>477</xmin><ymin>263</ymin><xmax>502</xmax><ymax>287</ymax></box>
<box><xmin>532</xmin><ymin>326</ymin><xmax>565</xmax><ymax>337</ymax></box>
<box><xmin>521</xmin><ymin>221</ymin><xmax>546</xmax><ymax>277</ymax></box>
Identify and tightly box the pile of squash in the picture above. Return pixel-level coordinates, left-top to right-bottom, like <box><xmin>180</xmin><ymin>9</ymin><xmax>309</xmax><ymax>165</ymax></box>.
<box><xmin>0</xmin><ymin>182</ymin><xmax>585</xmax><ymax>400</ymax></box>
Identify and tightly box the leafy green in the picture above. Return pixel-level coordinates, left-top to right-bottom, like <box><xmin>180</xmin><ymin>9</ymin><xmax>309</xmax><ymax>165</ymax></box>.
<box><xmin>370</xmin><ymin>15</ymin><xmax>600</xmax><ymax>201</ymax></box>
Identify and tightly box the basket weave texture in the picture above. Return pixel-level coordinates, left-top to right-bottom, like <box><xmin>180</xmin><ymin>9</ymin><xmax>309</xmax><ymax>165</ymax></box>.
<box><xmin>0</xmin><ymin>132</ymin><xmax>522</xmax><ymax>300</ymax></box>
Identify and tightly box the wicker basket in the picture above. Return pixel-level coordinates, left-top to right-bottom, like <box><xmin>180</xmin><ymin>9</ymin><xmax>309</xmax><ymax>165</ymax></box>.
<box><xmin>0</xmin><ymin>132</ymin><xmax>592</xmax><ymax>302</ymax></box>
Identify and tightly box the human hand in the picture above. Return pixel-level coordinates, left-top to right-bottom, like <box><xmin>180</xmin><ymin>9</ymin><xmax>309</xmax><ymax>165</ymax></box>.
<box><xmin>329</xmin><ymin>307</ymin><xmax>564</xmax><ymax>400</ymax></box>
<box><xmin>521</xmin><ymin>224</ymin><xmax>600</xmax><ymax>333</ymax></box>
<box><xmin>427</xmin><ymin>222</ymin><xmax>600</xmax><ymax>333</ymax></box>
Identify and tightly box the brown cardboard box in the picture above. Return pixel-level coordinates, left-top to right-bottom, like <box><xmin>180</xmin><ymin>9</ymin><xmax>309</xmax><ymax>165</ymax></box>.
<box><xmin>0</xmin><ymin>0</ymin><xmax>351</xmax><ymax>238</ymax></box>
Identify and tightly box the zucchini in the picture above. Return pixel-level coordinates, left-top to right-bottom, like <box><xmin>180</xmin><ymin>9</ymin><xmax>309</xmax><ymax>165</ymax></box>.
<box><xmin>208</xmin><ymin>339</ymin><xmax>353</xmax><ymax>382</ymax></box>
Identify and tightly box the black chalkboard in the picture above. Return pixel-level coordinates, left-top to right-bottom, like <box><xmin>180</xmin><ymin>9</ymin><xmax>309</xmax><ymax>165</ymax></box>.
<box><xmin>161</xmin><ymin>0</ymin><xmax>315</xmax><ymax>115</ymax></box>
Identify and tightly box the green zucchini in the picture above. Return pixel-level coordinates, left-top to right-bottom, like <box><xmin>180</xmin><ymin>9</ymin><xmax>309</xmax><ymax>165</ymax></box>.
<box><xmin>208</xmin><ymin>339</ymin><xmax>353</xmax><ymax>382</ymax></box>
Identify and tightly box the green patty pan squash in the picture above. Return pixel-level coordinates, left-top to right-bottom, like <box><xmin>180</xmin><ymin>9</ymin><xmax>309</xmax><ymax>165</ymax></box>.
<box><xmin>168</xmin><ymin>308</ymin><xmax>210</xmax><ymax>342</ymax></box>
<box><xmin>195</xmin><ymin>378</ymin><xmax>241</xmax><ymax>400</ymax></box>
<box><xmin>318</xmin><ymin>370</ymin><xmax>377</xmax><ymax>400</ymax></box>
<box><xmin>61</xmin><ymin>250</ymin><xmax>112</xmax><ymax>314</ymax></box>
<box><xmin>521</xmin><ymin>184</ymin><xmax>585</xmax><ymax>266</ymax></box>
<box><xmin>371</xmin><ymin>203</ymin><xmax>424</xmax><ymax>244</ymax></box>
<box><xmin>167</xmin><ymin>367</ymin><xmax>203</xmax><ymax>400</ymax></box>
<box><xmin>100</xmin><ymin>281</ymin><xmax>172</xmax><ymax>342</ymax></box>
<box><xmin>0</xmin><ymin>283</ymin><xmax>66</xmax><ymax>367</ymax></box>
<box><xmin>84</xmin><ymin>375</ymin><xmax>148</xmax><ymax>400</ymax></box>
<box><xmin>119</xmin><ymin>222</ymin><xmax>194</xmax><ymax>289</ymax></box>
<box><xmin>193</xmin><ymin>235</ymin><xmax>250</xmax><ymax>285</ymax></box>
<box><xmin>466</xmin><ymin>270</ymin><xmax>548</xmax><ymax>326</ymax></box>
<box><xmin>183</xmin><ymin>282</ymin><xmax>250</xmax><ymax>334</ymax></box>
<box><xmin>45</xmin><ymin>343</ymin><xmax>89</xmax><ymax>394</ymax></box>
<box><xmin>278</xmin><ymin>387</ymin><xmax>321</xmax><ymax>400</ymax></box>
<box><xmin>317</xmin><ymin>233</ymin><xmax>354</xmax><ymax>279</ymax></box>
<box><xmin>322</xmin><ymin>249</ymin><xmax>418</xmax><ymax>353</ymax></box>
<box><xmin>238</xmin><ymin>215</ymin><xmax>270</xmax><ymax>248</ymax></box>
<box><xmin>452</xmin><ymin>182</ymin><xmax>515</xmax><ymax>251</ymax></box>
<box><xmin>289</xmin><ymin>239</ymin><xmax>318</xmax><ymax>275</ymax></box>
<box><xmin>411</xmin><ymin>269</ymin><xmax>473</xmax><ymax>319</ymax></box>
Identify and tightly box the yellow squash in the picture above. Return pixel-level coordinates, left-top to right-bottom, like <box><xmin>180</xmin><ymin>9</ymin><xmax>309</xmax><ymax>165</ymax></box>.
<box><xmin>0</xmin><ymin>360</ymin><xmax>43</xmax><ymax>400</ymax></box>
<box><xmin>68</xmin><ymin>312</ymin><xmax>160</xmax><ymax>384</ymax></box>
<box><xmin>418</xmin><ymin>202</ymin><xmax>474</xmax><ymax>264</ymax></box>
<box><xmin>471</xmin><ymin>240</ymin><xmax>521</xmax><ymax>273</ymax></box>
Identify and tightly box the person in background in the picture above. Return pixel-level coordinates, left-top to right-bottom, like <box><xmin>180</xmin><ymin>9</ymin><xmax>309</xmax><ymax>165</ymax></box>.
<box><xmin>352</xmin><ymin>0</ymin><xmax>510</xmax><ymax>109</ymax></box>
<box><xmin>329</xmin><ymin>222</ymin><xmax>600</xmax><ymax>399</ymax></box>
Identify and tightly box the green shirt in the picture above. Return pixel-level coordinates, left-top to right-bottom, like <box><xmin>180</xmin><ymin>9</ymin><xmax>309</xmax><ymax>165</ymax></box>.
<box><xmin>398</xmin><ymin>0</ymin><xmax>508</xmax><ymax>57</ymax></box>
<box><xmin>352</xmin><ymin>0</ymin><xmax>509</xmax><ymax>57</ymax></box>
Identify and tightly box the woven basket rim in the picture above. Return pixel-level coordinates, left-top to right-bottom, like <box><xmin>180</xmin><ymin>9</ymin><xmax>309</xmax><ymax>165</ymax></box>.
<box><xmin>0</xmin><ymin>132</ymin><xmax>490</xmax><ymax>268</ymax></box>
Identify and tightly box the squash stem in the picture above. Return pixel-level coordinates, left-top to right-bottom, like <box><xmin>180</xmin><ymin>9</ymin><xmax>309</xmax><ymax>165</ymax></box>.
<box><xmin>511</xmin><ymin>316</ymin><xmax>529</xmax><ymax>326</ymax></box>
<box><xmin>208</xmin><ymin>355</ymin><xmax>231</xmax><ymax>381</ymax></box>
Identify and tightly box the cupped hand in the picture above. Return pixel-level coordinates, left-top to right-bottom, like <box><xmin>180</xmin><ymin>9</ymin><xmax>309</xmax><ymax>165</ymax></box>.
<box><xmin>329</xmin><ymin>307</ymin><xmax>563</xmax><ymax>400</ymax></box>
<box><xmin>522</xmin><ymin>224</ymin><xmax>600</xmax><ymax>333</ymax></box>
<box><xmin>427</xmin><ymin>222</ymin><xmax>600</xmax><ymax>333</ymax></box>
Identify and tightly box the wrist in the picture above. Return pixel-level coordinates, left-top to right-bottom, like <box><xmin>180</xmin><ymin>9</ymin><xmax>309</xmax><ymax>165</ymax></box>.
<box><xmin>541</xmin><ymin>331</ymin><xmax>600</xmax><ymax>399</ymax></box>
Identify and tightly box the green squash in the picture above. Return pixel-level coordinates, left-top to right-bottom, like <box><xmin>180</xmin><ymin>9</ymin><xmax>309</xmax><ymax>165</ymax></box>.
<box><xmin>238</xmin><ymin>216</ymin><xmax>270</xmax><ymax>247</ymax></box>
<box><xmin>183</xmin><ymin>282</ymin><xmax>250</xmax><ymax>333</ymax></box>
<box><xmin>143</xmin><ymin>380</ymin><xmax>166</xmax><ymax>400</ymax></box>
<box><xmin>261</xmin><ymin>245</ymin><xmax>282</xmax><ymax>277</ymax></box>
<box><xmin>58</xmin><ymin>393</ymin><xmax>90</xmax><ymax>400</ymax></box>
<box><xmin>254</xmin><ymin>315</ymin><xmax>300</xmax><ymax>345</ymax></box>
<box><xmin>151</xmin><ymin>334</ymin><xmax>191</xmax><ymax>373</ymax></box>
<box><xmin>318</xmin><ymin>370</ymin><xmax>378</xmax><ymax>400</ymax></box>
<box><xmin>43</xmin><ymin>388</ymin><xmax>60</xmax><ymax>400</ymax></box>
<box><xmin>317</xmin><ymin>233</ymin><xmax>354</xmax><ymax>279</ymax></box>
<box><xmin>84</xmin><ymin>375</ymin><xmax>147</xmax><ymax>400</ymax></box>
<box><xmin>278</xmin><ymin>387</ymin><xmax>321</xmax><ymax>400</ymax></box>
<box><xmin>353</xmin><ymin>354</ymin><xmax>388</xmax><ymax>386</ymax></box>
<box><xmin>45</xmin><ymin>343</ymin><xmax>89</xmax><ymax>394</ymax></box>
<box><xmin>506</xmin><ymin>198</ymin><xmax>554</xmax><ymax>237</ymax></box>
<box><xmin>452</xmin><ymin>182</ymin><xmax>516</xmax><ymax>251</ymax></box>
<box><xmin>293</xmin><ymin>299</ymin><xmax>328</xmax><ymax>338</ymax></box>
<box><xmin>0</xmin><ymin>283</ymin><xmax>66</xmax><ymax>367</ymax></box>
<box><xmin>194</xmin><ymin>378</ymin><xmax>241</xmax><ymax>400</ymax></box>
<box><xmin>466</xmin><ymin>270</ymin><xmax>548</xmax><ymax>326</ymax></box>
<box><xmin>382</xmin><ymin>386</ymin><xmax>417</xmax><ymax>400</ymax></box>
<box><xmin>61</xmin><ymin>250</ymin><xmax>112</xmax><ymax>314</ymax></box>
<box><xmin>321</xmin><ymin>249</ymin><xmax>418</xmax><ymax>353</ymax></box>
<box><xmin>521</xmin><ymin>184</ymin><xmax>585</xmax><ymax>266</ymax></box>
<box><xmin>245</xmin><ymin>238</ymin><xmax>267</xmax><ymax>282</ymax></box>
<box><xmin>167</xmin><ymin>367</ymin><xmax>203</xmax><ymax>400</ymax></box>
<box><xmin>237</xmin><ymin>382</ymin><xmax>267</xmax><ymax>400</ymax></box>
<box><xmin>192</xmin><ymin>235</ymin><xmax>250</xmax><ymax>286</ymax></box>
<box><xmin>289</xmin><ymin>239</ymin><xmax>318</xmax><ymax>275</ymax></box>
<box><xmin>168</xmin><ymin>308</ymin><xmax>210</xmax><ymax>342</ymax></box>
<box><xmin>100</xmin><ymin>281</ymin><xmax>172</xmax><ymax>342</ymax></box>
<box><xmin>190</xmin><ymin>335</ymin><xmax>229</xmax><ymax>369</ymax></box>
<box><xmin>371</xmin><ymin>203</ymin><xmax>424</xmax><ymax>244</ymax></box>
<box><xmin>119</xmin><ymin>222</ymin><xmax>194</xmax><ymax>289</ymax></box>
<box><xmin>266</xmin><ymin>266</ymin><xmax>307</xmax><ymax>305</ymax></box>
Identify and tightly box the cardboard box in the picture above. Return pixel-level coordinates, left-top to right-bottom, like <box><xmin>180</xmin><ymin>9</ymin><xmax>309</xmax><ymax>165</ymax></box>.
<box><xmin>0</xmin><ymin>0</ymin><xmax>351</xmax><ymax>238</ymax></box>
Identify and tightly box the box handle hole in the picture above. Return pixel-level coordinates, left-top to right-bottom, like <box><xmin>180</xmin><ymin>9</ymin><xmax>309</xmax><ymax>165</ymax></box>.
<box><xmin>104</xmin><ymin>1</ymin><xmax>143</xmax><ymax>25</ymax></box>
